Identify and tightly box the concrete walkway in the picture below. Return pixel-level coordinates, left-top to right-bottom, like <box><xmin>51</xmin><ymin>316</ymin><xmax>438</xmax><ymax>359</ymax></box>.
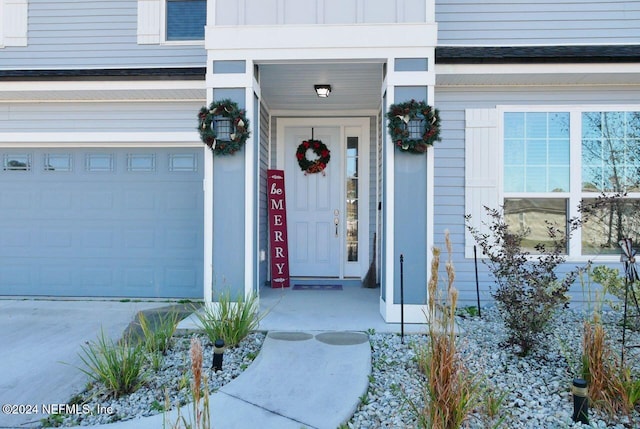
<box><xmin>89</xmin><ymin>331</ymin><xmax>371</xmax><ymax>429</ymax></box>
<box><xmin>0</xmin><ymin>299</ymin><xmax>373</xmax><ymax>429</ymax></box>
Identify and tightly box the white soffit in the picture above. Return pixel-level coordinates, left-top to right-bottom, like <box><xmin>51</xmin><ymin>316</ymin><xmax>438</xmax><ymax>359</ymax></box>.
<box><xmin>259</xmin><ymin>62</ymin><xmax>383</xmax><ymax>111</ymax></box>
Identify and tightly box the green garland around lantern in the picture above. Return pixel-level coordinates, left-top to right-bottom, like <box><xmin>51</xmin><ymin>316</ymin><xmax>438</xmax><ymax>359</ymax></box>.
<box><xmin>197</xmin><ymin>99</ymin><xmax>251</xmax><ymax>155</ymax></box>
<box><xmin>386</xmin><ymin>99</ymin><xmax>441</xmax><ymax>154</ymax></box>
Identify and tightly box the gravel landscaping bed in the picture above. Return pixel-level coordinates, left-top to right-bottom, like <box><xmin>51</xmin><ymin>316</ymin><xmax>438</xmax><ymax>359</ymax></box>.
<box><xmin>348</xmin><ymin>307</ymin><xmax>640</xmax><ymax>429</ymax></box>
<box><xmin>50</xmin><ymin>332</ymin><xmax>265</xmax><ymax>427</ymax></box>
<box><xmin>48</xmin><ymin>307</ymin><xmax>639</xmax><ymax>428</ymax></box>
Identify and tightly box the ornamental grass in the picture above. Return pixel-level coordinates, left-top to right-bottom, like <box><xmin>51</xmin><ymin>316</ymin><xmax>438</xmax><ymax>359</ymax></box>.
<box><xmin>77</xmin><ymin>329</ymin><xmax>146</xmax><ymax>398</ymax></box>
<box><xmin>195</xmin><ymin>291</ymin><xmax>262</xmax><ymax>347</ymax></box>
<box><xmin>412</xmin><ymin>231</ymin><xmax>481</xmax><ymax>429</ymax></box>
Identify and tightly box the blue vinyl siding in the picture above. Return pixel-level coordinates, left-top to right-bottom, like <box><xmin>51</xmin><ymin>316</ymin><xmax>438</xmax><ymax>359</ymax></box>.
<box><xmin>167</xmin><ymin>0</ymin><xmax>206</xmax><ymax>41</ymax></box>
<box><xmin>0</xmin><ymin>0</ymin><xmax>205</xmax><ymax>70</ymax></box>
<box><xmin>434</xmin><ymin>85</ymin><xmax>640</xmax><ymax>308</ymax></box>
<box><xmin>0</xmin><ymin>101</ymin><xmax>202</xmax><ymax>132</ymax></box>
<box><xmin>436</xmin><ymin>0</ymin><xmax>640</xmax><ymax>45</ymax></box>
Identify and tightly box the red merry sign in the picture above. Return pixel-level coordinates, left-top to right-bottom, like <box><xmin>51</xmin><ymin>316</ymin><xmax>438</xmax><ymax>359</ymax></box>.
<box><xmin>267</xmin><ymin>169</ymin><xmax>290</xmax><ymax>288</ymax></box>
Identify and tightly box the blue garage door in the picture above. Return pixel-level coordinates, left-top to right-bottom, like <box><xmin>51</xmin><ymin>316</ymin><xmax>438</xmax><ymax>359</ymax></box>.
<box><xmin>0</xmin><ymin>148</ymin><xmax>203</xmax><ymax>298</ymax></box>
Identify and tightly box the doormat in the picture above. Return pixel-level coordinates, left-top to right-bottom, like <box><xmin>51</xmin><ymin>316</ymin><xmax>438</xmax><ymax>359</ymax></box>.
<box><xmin>293</xmin><ymin>284</ymin><xmax>343</xmax><ymax>291</ymax></box>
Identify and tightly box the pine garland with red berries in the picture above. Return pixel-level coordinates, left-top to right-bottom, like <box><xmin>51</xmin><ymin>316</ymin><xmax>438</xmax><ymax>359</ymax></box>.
<box><xmin>296</xmin><ymin>140</ymin><xmax>331</xmax><ymax>175</ymax></box>
<box><xmin>197</xmin><ymin>99</ymin><xmax>250</xmax><ymax>155</ymax></box>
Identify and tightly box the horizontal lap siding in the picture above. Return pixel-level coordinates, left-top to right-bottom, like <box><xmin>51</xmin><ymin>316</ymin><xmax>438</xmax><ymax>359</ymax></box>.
<box><xmin>434</xmin><ymin>85</ymin><xmax>640</xmax><ymax>307</ymax></box>
<box><xmin>436</xmin><ymin>0</ymin><xmax>640</xmax><ymax>45</ymax></box>
<box><xmin>0</xmin><ymin>101</ymin><xmax>202</xmax><ymax>133</ymax></box>
<box><xmin>1</xmin><ymin>0</ymin><xmax>205</xmax><ymax>69</ymax></box>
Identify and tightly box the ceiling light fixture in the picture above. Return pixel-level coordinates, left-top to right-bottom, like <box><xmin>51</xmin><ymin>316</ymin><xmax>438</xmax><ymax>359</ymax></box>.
<box><xmin>314</xmin><ymin>84</ymin><xmax>331</xmax><ymax>98</ymax></box>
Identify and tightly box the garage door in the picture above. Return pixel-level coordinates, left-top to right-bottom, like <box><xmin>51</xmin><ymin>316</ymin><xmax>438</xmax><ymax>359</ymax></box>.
<box><xmin>0</xmin><ymin>148</ymin><xmax>203</xmax><ymax>298</ymax></box>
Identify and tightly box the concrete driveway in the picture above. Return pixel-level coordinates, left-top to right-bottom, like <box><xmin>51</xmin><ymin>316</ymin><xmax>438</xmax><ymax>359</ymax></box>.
<box><xmin>0</xmin><ymin>299</ymin><xmax>161</xmax><ymax>429</ymax></box>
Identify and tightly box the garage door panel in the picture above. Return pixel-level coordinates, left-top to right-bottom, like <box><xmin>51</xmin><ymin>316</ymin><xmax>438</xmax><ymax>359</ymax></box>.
<box><xmin>0</xmin><ymin>148</ymin><xmax>203</xmax><ymax>298</ymax></box>
<box><xmin>124</xmin><ymin>228</ymin><xmax>156</xmax><ymax>249</ymax></box>
<box><xmin>0</xmin><ymin>227</ymin><xmax>31</xmax><ymax>248</ymax></box>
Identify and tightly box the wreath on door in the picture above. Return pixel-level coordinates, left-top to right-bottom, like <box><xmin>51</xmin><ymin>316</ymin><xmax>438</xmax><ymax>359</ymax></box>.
<box><xmin>296</xmin><ymin>140</ymin><xmax>331</xmax><ymax>175</ymax></box>
<box><xmin>197</xmin><ymin>99</ymin><xmax>251</xmax><ymax>155</ymax></box>
<box><xmin>387</xmin><ymin>99</ymin><xmax>441</xmax><ymax>154</ymax></box>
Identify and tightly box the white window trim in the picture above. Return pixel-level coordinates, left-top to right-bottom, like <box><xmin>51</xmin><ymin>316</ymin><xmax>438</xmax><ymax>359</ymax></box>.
<box><xmin>1</xmin><ymin>0</ymin><xmax>28</xmax><ymax>48</ymax></box>
<box><xmin>137</xmin><ymin>0</ymin><xmax>205</xmax><ymax>45</ymax></box>
<box><xmin>497</xmin><ymin>104</ymin><xmax>640</xmax><ymax>262</ymax></box>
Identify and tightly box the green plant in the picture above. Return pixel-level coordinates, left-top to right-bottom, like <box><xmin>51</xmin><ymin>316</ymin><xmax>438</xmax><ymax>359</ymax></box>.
<box><xmin>591</xmin><ymin>265</ymin><xmax>640</xmax><ymax>328</ymax></box>
<box><xmin>466</xmin><ymin>207</ymin><xmax>582</xmax><ymax>356</ymax></box>
<box><xmin>195</xmin><ymin>291</ymin><xmax>262</xmax><ymax>347</ymax></box>
<box><xmin>77</xmin><ymin>329</ymin><xmax>146</xmax><ymax>398</ymax></box>
<box><xmin>150</xmin><ymin>400</ymin><xmax>165</xmax><ymax>413</ymax></box>
<box><xmin>138</xmin><ymin>311</ymin><xmax>180</xmax><ymax>355</ymax></box>
<box><xmin>411</xmin><ymin>231</ymin><xmax>481</xmax><ymax>429</ymax></box>
<box><xmin>456</xmin><ymin>305</ymin><xmax>479</xmax><ymax>318</ymax></box>
<box><xmin>40</xmin><ymin>413</ymin><xmax>65</xmax><ymax>427</ymax></box>
<box><xmin>479</xmin><ymin>387</ymin><xmax>507</xmax><ymax>428</ymax></box>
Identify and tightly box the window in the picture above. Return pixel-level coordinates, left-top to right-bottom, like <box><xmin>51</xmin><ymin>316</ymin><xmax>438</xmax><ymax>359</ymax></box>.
<box><xmin>127</xmin><ymin>153</ymin><xmax>156</xmax><ymax>172</ymax></box>
<box><xmin>44</xmin><ymin>154</ymin><xmax>73</xmax><ymax>172</ymax></box>
<box><xmin>580</xmin><ymin>112</ymin><xmax>640</xmax><ymax>254</ymax></box>
<box><xmin>169</xmin><ymin>153</ymin><xmax>197</xmax><ymax>171</ymax></box>
<box><xmin>86</xmin><ymin>154</ymin><xmax>114</xmax><ymax>172</ymax></box>
<box><xmin>503</xmin><ymin>112</ymin><xmax>570</xmax><ymax>253</ymax></box>
<box><xmin>346</xmin><ymin>136</ymin><xmax>359</xmax><ymax>262</ymax></box>
<box><xmin>3</xmin><ymin>153</ymin><xmax>31</xmax><ymax>171</ymax></box>
<box><xmin>501</xmin><ymin>108</ymin><xmax>640</xmax><ymax>257</ymax></box>
<box><xmin>138</xmin><ymin>0</ymin><xmax>205</xmax><ymax>44</ymax></box>
<box><xmin>166</xmin><ymin>0</ymin><xmax>206</xmax><ymax>41</ymax></box>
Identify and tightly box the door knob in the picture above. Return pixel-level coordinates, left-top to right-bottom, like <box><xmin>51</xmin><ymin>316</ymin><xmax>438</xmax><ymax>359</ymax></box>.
<box><xmin>334</xmin><ymin>217</ymin><xmax>339</xmax><ymax>237</ymax></box>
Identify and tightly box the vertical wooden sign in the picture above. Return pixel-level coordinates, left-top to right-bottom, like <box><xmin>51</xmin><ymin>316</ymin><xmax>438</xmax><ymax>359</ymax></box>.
<box><xmin>267</xmin><ymin>169</ymin><xmax>290</xmax><ymax>288</ymax></box>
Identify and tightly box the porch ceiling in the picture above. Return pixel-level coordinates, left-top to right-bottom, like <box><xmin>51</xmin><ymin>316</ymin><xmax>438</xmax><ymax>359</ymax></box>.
<box><xmin>258</xmin><ymin>62</ymin><xmax>383</xmax><ymax>112</ymax></box>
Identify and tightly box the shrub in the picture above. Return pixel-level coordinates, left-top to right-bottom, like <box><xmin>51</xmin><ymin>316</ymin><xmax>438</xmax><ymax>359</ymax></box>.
<box><xmin>77</xmin><ymin>330</ymin><xmax>146</xmax><ymax>398</ymax></box>
<box><xmin>195</xmin><ymin>291</ymin><xmax>262</xmax><ymax>347</ymax></box>
<box><xmin>466</xmin><ymin>206</ymin><xmax>582</xmax><ymax>356</ymax></box>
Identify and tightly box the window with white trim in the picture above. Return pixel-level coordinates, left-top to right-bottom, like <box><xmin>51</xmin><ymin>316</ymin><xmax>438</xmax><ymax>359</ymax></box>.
<box><xmin>501</xmin><ymin>108</ymin><xmax>640</xmax><ymax>257</ymax></box>
<box><xmin>166</xmin><ymin>0</ymin><xmax>205</xmax><ymax>41</ymax></box>
<box><xmin>465</xmin><ymin>107</ymin><xmax>640</xmax><ymax>259</ymax></box>
<box><xmin>137</xmin><ymin>0</ymin><xmax>205</xmax><ymax>44</ymax></box>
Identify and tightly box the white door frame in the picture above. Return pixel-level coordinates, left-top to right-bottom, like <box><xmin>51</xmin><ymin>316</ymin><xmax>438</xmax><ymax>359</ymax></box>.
<box><xmin>276</xmin><ymin>117</ymin><xmax>370</xmax><ymax>279</ymax></box>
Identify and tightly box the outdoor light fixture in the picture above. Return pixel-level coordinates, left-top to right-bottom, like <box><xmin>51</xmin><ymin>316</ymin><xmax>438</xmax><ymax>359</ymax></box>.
<box><xmin>314</xmin><ymin>84</ymin><xmax>331</xmax><ymax>98</ymax></box>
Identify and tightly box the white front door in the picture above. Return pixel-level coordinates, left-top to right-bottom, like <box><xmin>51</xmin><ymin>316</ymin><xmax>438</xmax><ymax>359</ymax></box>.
<box><xmin>278</xmin><ymin>118</ymin><xmax>370</xmax><ymax>279</ymax></box>
<box><xmin>285</xmin><ymin>126</ymin><xmax>342</xmax><ymax>277</ymax></box>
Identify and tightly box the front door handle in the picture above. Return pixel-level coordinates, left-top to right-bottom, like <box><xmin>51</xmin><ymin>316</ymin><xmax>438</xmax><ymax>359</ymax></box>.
<box><xmin>334</xmin><ymin>217</ymin><xmax>339</xmax><ymax>237</ymax></box>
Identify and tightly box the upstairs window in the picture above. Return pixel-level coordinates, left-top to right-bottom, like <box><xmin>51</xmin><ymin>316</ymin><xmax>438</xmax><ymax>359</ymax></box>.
<box><xmin>166</xmin><ymin>0</ymin><xmax>206</xmax><ymax>41</ymax></box>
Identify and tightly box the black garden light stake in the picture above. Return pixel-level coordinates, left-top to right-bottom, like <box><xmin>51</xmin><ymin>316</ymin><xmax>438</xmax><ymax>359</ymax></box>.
<box><xmin>619</xmin><ymin>238</ymin><xmax>640</xmax><ymax>367</ymax></box>
<box><xmin>572</xmin><ymin>378</ymin><xmax>589</xmax><ymax>424</ymax></box>
<box><xmin>212</xmin><ymin>338</ymin><xmax>225</xmax><ymax>372</ymax></box>
<box><xmin>400</xmin><ymin>254</ymin><xmax>405</xmax><ymax>344</ymax></box>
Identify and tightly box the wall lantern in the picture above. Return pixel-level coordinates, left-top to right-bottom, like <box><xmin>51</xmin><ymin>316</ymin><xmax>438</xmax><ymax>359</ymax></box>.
<box><xmin>314</xmin><ymin>84</ymin><xmax>332</xmax><ymax>98</ymax></box>
<box><xmin>213</xmin><ymin>115</ymin><xmax>232</xmax><ymax>140</ymax></box>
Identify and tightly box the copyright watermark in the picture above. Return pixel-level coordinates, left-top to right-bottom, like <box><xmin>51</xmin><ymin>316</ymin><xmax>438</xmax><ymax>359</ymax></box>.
<box><xmin>2</xmin><ymin>403</ymin><xmax>114</xmax><ymax>415</ymax></box>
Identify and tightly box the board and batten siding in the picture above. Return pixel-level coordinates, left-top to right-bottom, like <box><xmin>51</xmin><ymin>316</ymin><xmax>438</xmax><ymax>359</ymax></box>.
<box><xmin>214</xmin><ymin>0</ymin><xmax>431</xmax><ymax>26</ymax></box>
<box><xmin>434</xmin><ymin>85</ymin><xmax>640</xmax><ymax>307</ymax></box>
<box><xmin>0</xmin><ymin>0</ymin><xmax>205</xmax><ymax>69</ymax></box>
<box><xmin>436</xmin><ymin>0</ymin><xmax>640</xmax><ymax>45</ymax></box>
<box><xmin>0</xmin><ymin>101</ymin><xmax>202</xmax><ymax>133</ymax></box>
